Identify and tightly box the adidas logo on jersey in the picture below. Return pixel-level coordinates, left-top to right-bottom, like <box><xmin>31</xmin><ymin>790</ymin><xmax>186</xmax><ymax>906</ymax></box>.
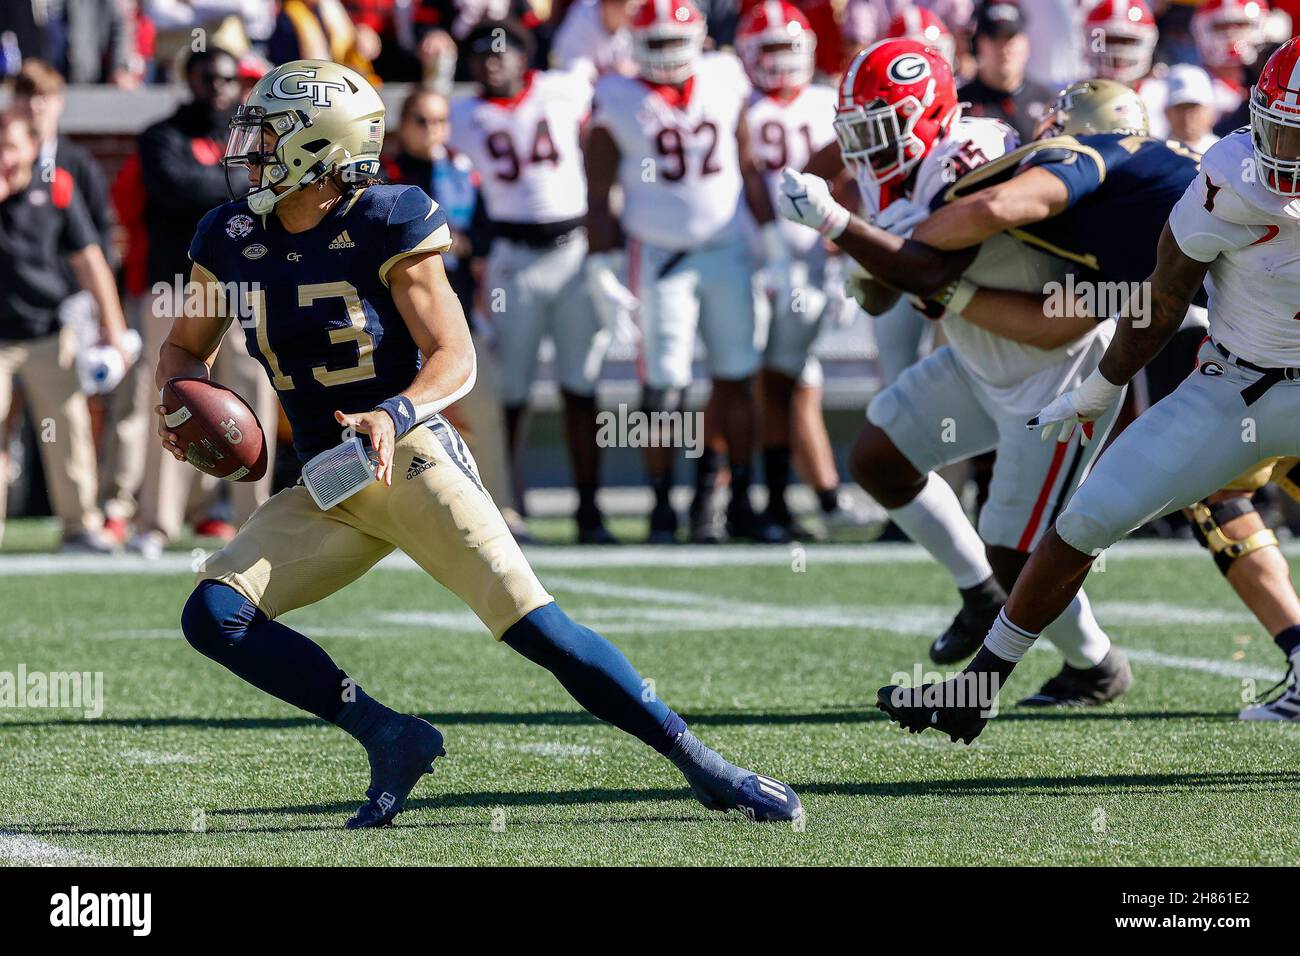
<box><xmin>329</xmin><ymin>229</ymin><xmax>356</xmax><ymax>250</ymax></box>
<box><xmin>406</xmin><ymin>455</ymin><xmax>435</xmax><ymax>479</ymax></box>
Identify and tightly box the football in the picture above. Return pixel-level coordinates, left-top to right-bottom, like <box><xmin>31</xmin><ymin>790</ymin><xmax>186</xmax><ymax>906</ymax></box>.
<box><xmin>161</xmin><ymin>376</ymin><xmax>268</xmax><ymax>482</ymax></box>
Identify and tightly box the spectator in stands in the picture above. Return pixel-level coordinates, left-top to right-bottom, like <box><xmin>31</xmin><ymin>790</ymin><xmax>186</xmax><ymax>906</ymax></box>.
<box><xmin>337</xmin><ymin>0</ymin><xmax>459</xmax><ymax>85</ymax></box>
<box><xmin>130</xmin><ymin>47</ymin><xmax>277</xmax><ymax>558</ymax></box>
<box><xmin>267</xmin><ymin>0</ymin><xmax>378</xmax><ymax>83</ymax></box>
<box><xmin>958</xmin><ymin>2</ymin><xmax>1054</xmax><ymax>143</ymax></box>
<box><xmin>15</xmin><ymin>0</ymin><xmax>142</xmax><ymax>86</ymax></box>
<box><xmin>10</xmin><ymin>61</ymin><xmax>115</xmax><ymax>259</ymax></box>
<box><xmin>1164</xmin><ymin>63</ymin><xmax>1220</xmax><ymax>153</ymax></box>
<box><xmin>144</xmin><ymin>0</ymin><xmax>276</xmax><ymax>77</ymax></box>
<box><xmin>0</xmin><ymin>111</ymin><xmax>131</xmax><ymax>553</ymax></box>
<box><xmin>10</xmin><ymin>60</ymin><xmax>141</xmax><ymax>541</ymax></box>
<box><xmin>550</xmin><ymin>0</ymin><xmax>636</xmax><ymax>82</ymax></box>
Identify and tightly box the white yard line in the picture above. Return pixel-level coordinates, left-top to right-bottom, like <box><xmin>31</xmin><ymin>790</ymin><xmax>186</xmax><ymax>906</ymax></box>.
<box><xmin>2</xmin><ymin>538</ymin><xmax>1288</xmax><ymax>576</ymax></box>
<box><xmin>0</xmin><ymin>831</ymin><xmax>96</xmax><ymax>866</ymax></box>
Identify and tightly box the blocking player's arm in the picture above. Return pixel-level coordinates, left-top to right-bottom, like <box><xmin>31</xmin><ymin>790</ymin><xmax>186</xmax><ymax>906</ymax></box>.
<box><xmin>911</xmin><ymin>167</ymin><xmax>1071</xmax><ymax>250</ymax></box>
<box><xmin>343</xmin><ymin>250</ymin><xmax>476</xmax><ymax>486</ymax></box>
<box><xmin>584</xmin><ymin>124</ymin><xmax>623</xmax><ymax>253</ymax></box>
<box><xmin>955</xmin><ymin>287</ymin><xmax>1099</xmax><ymax>351</ymax></box>
<box><xmin>833</xmin><ymin>218</ymin><xmax>977</xmax><ymax>299</ymax></box>
<box><xmin>155</xmin><ymin>263</ymin><xmax>235</xmax><ymax>460</ymax></box>
<box><xmin>1097</xmin><ymin>224</ymin><xmax>1211</xmax><ymax>386</ymax></box>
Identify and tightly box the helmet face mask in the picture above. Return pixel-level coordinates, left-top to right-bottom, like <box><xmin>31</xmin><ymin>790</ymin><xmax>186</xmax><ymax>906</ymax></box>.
<box><xmin>635</xmin><ymin>30</ymin><xmax>703</xmax><ymax>83</ymax></box>
<box><xmin>1248</xmin><ymin>36</ymin><xmax>1300</xmax><ymax>196</ymax></box>
<box><xmin>1192</xmin><ymin>0</ymin><xmax>1267</xmax><ymax>69</ymax></box>
<box><xmin>1250</xmin><ymin>89</ymin><xmax>1300</xmax><ymax>195</ymax></box>
<box><xmin>737</xmin><ymin>2</ymin><xmax>815</xmax><ymax>94</ymax></box>
<box><xmin>1084</xmin><ymin>0</ymin><xmax>1157</xmax><ymax>85</ymax></box>
<box><xmin>630</xmin><ymin>0</ymin><xmax>706</xmax><ymax>85</ymax></box>
<box><xmin>1089</xmin><ymin>31</ymin><xmax>1156</xmax><ymax>83</ymax></box>
<box><xmin>834</xmin><ymin>96</ymin><xmax>924</xmax><ymax>183</ymax></box>
<box><xmin>835</xmin><ymin>40</ymin><xmax>958</xmax><ymax>188</ymax></box>
<box><xmin>221</xmin><ymin>60</ymin><xmax>385</xmax><ymax>215</ymax></box>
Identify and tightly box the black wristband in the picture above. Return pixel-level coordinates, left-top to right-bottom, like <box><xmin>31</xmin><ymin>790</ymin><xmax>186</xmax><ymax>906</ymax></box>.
<box><xmin>374</xmin><ymin>396</ymin><xmax>417</xmax><ymax>438</ymax></box>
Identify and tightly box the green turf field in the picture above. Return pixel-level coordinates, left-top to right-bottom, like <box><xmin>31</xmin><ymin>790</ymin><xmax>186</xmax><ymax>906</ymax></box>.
<box><xmin>2</xmin><ymin>519</ymin><xmax>1299</xmax><ymax>866</ymax></box>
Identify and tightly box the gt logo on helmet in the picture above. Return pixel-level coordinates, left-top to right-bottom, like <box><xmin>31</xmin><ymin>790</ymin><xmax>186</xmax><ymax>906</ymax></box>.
<box><xmin>269</xmin><ymin>70</ymin><xmax>347</xmax><ymax>107</ymax></box>
<box><xmin>887</xmin><ymin>53</ymin><xmax>930</xmax><ymax>84</ymax></box>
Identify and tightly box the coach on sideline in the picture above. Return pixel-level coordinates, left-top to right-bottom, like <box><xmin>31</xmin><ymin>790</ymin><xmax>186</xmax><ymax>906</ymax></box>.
<box><xmin>0</xmin><ymin>111</ymin><xmax>133</xmax><ymax>553</ymax></box>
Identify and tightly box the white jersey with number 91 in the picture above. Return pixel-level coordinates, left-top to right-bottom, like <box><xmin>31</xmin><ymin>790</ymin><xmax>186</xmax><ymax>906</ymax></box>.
<box><xmin>592</xmin><ymin>51</ymin><xmax>750</xmax><ymax>250</ymax></box>
<box><xmin>746</xmin><ymin>83</ymin><xmax>836</xmax><ymax>253</ymax></box>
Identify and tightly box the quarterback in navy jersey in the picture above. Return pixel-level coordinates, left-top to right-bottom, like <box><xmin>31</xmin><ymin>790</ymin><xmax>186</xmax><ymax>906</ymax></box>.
<box><xmin>156</xmin><ymin>59</ymin><xmax>801</xmax><ymax>829</ymax></box>
<box><xmin>189</xmin><ymin>184</ymin><xmax>448</xmax><ymax>462</ymax></box>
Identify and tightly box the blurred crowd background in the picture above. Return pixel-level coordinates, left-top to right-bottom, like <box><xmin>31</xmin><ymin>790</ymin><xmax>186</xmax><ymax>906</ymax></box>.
<box><xmin>0</xmin><ymin>0</ymin><xmax>1296</xmax><ymax>554</ymax></box>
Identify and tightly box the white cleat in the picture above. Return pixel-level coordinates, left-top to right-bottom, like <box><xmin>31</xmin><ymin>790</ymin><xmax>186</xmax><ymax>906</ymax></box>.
<box><xmin>1239</xmin><ymin>668</ymin><xmax>1300</xmax><ymax>721</ymax></box>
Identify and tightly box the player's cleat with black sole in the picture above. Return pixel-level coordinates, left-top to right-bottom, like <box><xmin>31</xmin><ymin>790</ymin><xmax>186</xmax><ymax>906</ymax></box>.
<box><xmin>725</xmin><ymin>499</ymin><xmax>789</xmax><ymax>543</ymax></box>
<box><xmin>646</xmin><ymin>503</ymin><xmax>679</xmax><ymax>544</ymax></box>
<box><xmin>345</xmin><ymin>715</ymin><xmax>446</xmax><ymax>829</ymax></box>
<box><xmin>575</xmin><ymin>506</ymin><xmax>618</xmax><ymax>545</ymax></box>
<box><xmin>1017</xmin><ymin>647</ymin><xmax>1132</xmax><ymax>707</ymax></box>
<box><xmin>929</xmin><ymin>579</ymin><xmax>1006</xmax><ymax>665</ymax></box>
<box><xmin>876</xmin><ymin>681</ymin><xmax>990</xmax><ymax>744</ymax></box>
<box><xmin>764</xmin><ymin>507</ymin><xmax>814</xmax><ymax>542</ymax></box>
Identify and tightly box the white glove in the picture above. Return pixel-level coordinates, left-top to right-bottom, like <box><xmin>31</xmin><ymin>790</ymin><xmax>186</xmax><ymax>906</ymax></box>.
<box><xmin>759</xmin><ymin>220</ymin><xmax>793</xmax><ymax>305</ymax></box>
<box><xmin>585</xmin><ymin>251</ymin><xmax>641</xmax><ymax>348</ymax></box>
<box><xmin>777</xmin><ymin>167</ymin><xmax>850</xmax><ymax>239</ymax></box>
<box><xmin>873</xmin><ymin>197</ymin><xmax>929</xmax><ymax>237</ymax></box>
<box><xmin>1028</xmin><ymin>368</ymin><xmax>1124</xmax><ymax>444</ymax></box>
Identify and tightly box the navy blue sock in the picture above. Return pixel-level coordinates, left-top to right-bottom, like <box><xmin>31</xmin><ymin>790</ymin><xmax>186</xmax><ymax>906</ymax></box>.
<box><xmin>1274</xmin><ymin>624</ymin><xmax>1300</xmax><ymax>661</ymax></box>
<box><xmin>502</xmin><ymin>602</ymin><xmax>684</xmax><ymax>754</ymax></box>
<box><xmin>181</xmin><ymin>581</ymin><xmax>395</xmax><ymax>740</ymax></box>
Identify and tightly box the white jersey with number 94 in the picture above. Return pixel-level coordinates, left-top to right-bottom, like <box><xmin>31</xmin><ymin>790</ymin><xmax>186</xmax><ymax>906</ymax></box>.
<box><xmin>591</xmin><ymin>51</ymin><xmax>750</xmax><ymax>251</ymax></box>
<box><xmin>449</xmin><ymin>69</ymin><xmax>591</xmax><ymax>225</ymax></box>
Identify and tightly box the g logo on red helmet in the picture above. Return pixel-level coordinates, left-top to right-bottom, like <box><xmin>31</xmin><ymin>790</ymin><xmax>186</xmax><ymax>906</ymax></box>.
<box><xmin>886</xmin><ymin>53</ymin><xmax>931</xmax><ymax>84</ymax></box>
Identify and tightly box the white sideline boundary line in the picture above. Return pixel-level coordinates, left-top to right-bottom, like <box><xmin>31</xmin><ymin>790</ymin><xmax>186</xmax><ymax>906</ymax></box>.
<box><xmin>1</xmin><ymin>539</ymin><xmax>1289</xmax><ymax>575</ymax></box>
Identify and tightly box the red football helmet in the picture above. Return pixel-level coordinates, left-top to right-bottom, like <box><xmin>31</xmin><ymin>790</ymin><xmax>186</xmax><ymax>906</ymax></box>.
<box><xmin>834</xmin><ymin>38</ymin><xmax>959</xmax><ymax>186</ymax></box>
<box><xmin>1083</xmin><ymin>0</ymin><xmax>1157</xmax><ymax>84</ymax></box>
<box><xmin>629</xmin><ymin>0</ymin><xmax>707</xmax><ymax>85</ymax></box>
<box><xmin>736</xmin><ymin>1</ymin><xmax>816</xmax><ymax>94</ymax></box>
<box><xmin>1192</xmin><ymin>0</ymin><xmax>1269</xmax><ymax>70</ymax></box>
<box><xmin>885</xmin><ymin>7</ymin><xmax>956</xmax><ymax>69</ymax></box>
<box><xmin>1249</xmin><ymin>36</ymin><xmax>1300</xmax><ymax>195</ymax></box>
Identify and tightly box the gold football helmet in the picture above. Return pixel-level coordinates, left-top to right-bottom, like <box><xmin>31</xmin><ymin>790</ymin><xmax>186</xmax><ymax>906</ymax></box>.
<box><xmin>1035</xmin><ymin>79</ymin><xmax>1150</xmax><ymax>139</ymax></box>
<box><xmin>223</xmin><ymin>59</ymin><xmax>385</xmax><ymax>215</ymax></box>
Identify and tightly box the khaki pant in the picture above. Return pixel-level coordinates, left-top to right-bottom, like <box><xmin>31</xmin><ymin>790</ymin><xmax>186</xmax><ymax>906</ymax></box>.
<box><xmin>444</xmin><ymin>328</ymin><xmax>514</xmax><ymax>510</ymax></box>
<box><xmin>136</xmin><ymin>301</ymin><xmax>278</xmax><ymax>541</ymax></box>
<box><xmin>97</xmin><ymin>296</ymin><xmax>152</xmax><ymax>523</ymax></box>
<box><xmin>199</xmin><ymin>417</ymin><xmax>552</xmax><ymax>638</ymax></box>
<box><xmin>0</xmin><ymin>327</ymin><xmax>102</xmax><ymax>538</ymax></box>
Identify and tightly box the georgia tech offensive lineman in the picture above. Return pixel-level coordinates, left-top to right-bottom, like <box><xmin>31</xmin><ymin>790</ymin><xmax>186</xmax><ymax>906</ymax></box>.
<box><xmin>156</xmin><ymin>59</ymin><xmax>801</xmax><ymax>827</ymax></box>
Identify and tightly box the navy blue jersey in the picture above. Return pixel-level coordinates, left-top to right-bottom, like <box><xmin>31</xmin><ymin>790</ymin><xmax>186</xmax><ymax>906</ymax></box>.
<box><xmin>1013</xmin><ymin>133</ymin><xmax>1201</xmax><ymax>283</ymax></box>
<box><xmin>190</xmin><ymin>185</ymin><xmax>451</xmax><ymax>461</ymax></box>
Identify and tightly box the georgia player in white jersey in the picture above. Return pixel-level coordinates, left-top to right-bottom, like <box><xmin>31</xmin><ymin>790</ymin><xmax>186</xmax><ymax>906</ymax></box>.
<box><xmin>875</xmin><ymin>37</ymin><xmax>1300</xmax><ymax>744</ymax></box>
<box><xmin>779</xmin><ymin>41</ymin><xmax>1131</xmax><ymax>699</ymax></box>
<box><xmin>585</xmin><ymin>0</ymin><xmax>792</xmax><ymax>543</ymax></box>
<box><xmin>449</xmin><ymin>20</ymin><xmax>615</xmax><ymax>544</ymax></box>
<box><xmin>736</xmin><ymin>0</ymin><xmax>840</xmax><ymax>537</ymax></box>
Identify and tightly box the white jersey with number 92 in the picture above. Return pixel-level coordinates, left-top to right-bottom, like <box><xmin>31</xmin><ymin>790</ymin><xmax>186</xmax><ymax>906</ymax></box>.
<box><xmin>592</xmin><ymin>51</ymin><xmax>750</xmax><ymax>250</ymax></box>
